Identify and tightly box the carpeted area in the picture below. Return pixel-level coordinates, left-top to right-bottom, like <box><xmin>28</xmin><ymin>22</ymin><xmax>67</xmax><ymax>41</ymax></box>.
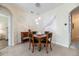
<box><xmin>0</xmin><ymin>42</ymin><xmax>79</xmax><ymax>56</ymax></box>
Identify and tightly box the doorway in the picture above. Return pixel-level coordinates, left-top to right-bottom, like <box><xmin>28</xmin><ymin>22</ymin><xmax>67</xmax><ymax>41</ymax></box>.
<box><xmin>70</xmin><ymin>7</ymin><xmax>79</xmax><ymax>48</ymax></box>
<box><xmin>0</xmin><ymin>14</ymin><xmax>8</xmax><ymax>50</ymax></box>
<box><xmin>0</xmin><ymin>5</ymin><xmax>13</xmax><ymax>49</ymax></box>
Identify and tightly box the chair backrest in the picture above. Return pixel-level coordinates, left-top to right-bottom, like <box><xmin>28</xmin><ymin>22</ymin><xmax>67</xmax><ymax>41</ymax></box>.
<box><xmin>28</xmin><ymin>30</ymin><xmax>37</xmax><ymax>39</ymax></box>
<box><xmin>48</xmin><ymin>33</ymin><xmax>52</xmax><ymax>38</ymax></box>
<box><xmin>45</xmin><ymin>31</ymin><xmax>52</xmax><ymax>38</ymax></box>
<box><xmin>28</xmin><ymin>29</ymin><xmax>32</xmax><ymax>38</ymax></box>
<box><xmin>48</xmin><ymin>32</ymin><xmax>52</xmax><ymax>42</ymax></box>
<box><xmin>32</xmin><ymin>31</ymin><xmax>37</xmax><ymax>34</ymax></box>
<box><xmin>45</xmin><ymin>31</ymin><xmax>49</xmax><ymax>34</ymax></box>
<box><xmin>45</xmin><ymin>32</ymin><xmax>52</xmax><ymax>40</ymax></box>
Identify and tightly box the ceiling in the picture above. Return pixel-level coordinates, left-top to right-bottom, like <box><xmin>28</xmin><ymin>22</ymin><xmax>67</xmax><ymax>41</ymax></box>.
<box><xmin>15</xmin><ymin>3</ymin><xmax>63</xmax><ymax>15</ymax></box>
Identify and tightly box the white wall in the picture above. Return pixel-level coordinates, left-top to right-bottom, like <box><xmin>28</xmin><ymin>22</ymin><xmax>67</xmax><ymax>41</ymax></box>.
<box><xmin>41</xmin><ymin>3</ymin><xmax>79</xmax><ymax>47</ymax></box>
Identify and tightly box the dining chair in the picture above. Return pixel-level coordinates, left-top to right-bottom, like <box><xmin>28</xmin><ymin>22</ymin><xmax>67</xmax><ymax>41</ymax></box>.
<box><xmin>48</xmin><ymin>32</ymin><xmax>52</xmax><ymax>50</ymax></box>
<box><xmin>40</xmin><ymin>32</ymin><xmax>49</xmax><ymax>53</ymax></box>
<box><xmin>28</xmin><ymin>29</ymin><xmax>32</xmax><ymax>50</ymax></box>
<box><xmin>41</xmin><ymin>32</ymin><xmax>53</xmax><ymax>53</ymax></box>
<box><xmin>28</xmin><ymin>30</ymin><xmax>38</xmax><ymax>53</ymax></box>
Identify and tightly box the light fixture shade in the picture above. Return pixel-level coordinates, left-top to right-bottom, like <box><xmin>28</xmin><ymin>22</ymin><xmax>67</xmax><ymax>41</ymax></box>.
<box><xmin>36</xmin><ymin>22</ymin><xmax>39</xmax><ymax>25</ymax></box>
<box><xmin>38</xmin><ymin>16</ymin><xmax>41</xmax><ymax>20</ymax></box>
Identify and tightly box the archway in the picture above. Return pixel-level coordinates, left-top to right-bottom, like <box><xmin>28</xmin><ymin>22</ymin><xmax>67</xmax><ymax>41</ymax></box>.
<box><xmin>0</xmin><ymin>5</ymin><xmax>13</xmax><ymax>48</ymax></box>
<box><xmin>69</xmin><ymin>6</ymin><xmax>79</xmax><ymax>48</ymax></box>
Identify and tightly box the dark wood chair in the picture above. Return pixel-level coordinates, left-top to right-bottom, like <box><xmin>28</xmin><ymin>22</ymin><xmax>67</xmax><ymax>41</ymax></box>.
<box><xmin>28</xmin><ymin>30</ymin><xmax>38</xmax><ymax>51</ymax></box>
<box><xmin>31</xmin><ymin>32</ymin><xmax>50</xmax><ymax>53</ymax></box>
<box><xmin>41</xmin><ymin>32</ymin><xmax>53</xmax><ymax>53</ymax></box>
<box><xmin>31</xmin><ymin>33</ymin><xmax>39</xmax><ymax>53</ymax></box>
<box><xmin>28</xmin><ymin>29</ymin><xmax>32</xmax><ymax>50</ymax></box>
<box><xmin>48</xmin><ymin>32</ymin><xmax>52</xmax><ymax>50</ymax></box>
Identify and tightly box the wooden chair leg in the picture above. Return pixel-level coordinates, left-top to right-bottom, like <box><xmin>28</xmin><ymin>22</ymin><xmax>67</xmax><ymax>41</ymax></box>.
<box><xmin>29</xmin><ymin>42</ymin><xmax>31</xmax><ymax>50</ymax></box>
<box><xmin>32</xmin><ymin>44</ymin><xmax>34</xmax><ymax>53</ymax></box>
<box><xmin>39</xmin><ymin>38</ymin><xmax>41</xmax><ymax>51</ymax></box>
<box><xmin>50</xmin><ymin>38</ymin><xmax>52</xmax><ymax>51</ymax></box>
<box><xmin>46</xmin><ymin>44</ymin><xmax>48</xmax><ymax>53</ymax></box>
<box><xmin>44</xmin><ymin>44</ymin><xmax>45</xmax><ymax>47</ymax></box>
<box><xmin>50</xmin><ymin>43</ymin><xmax>52</xmax><ymax>51</ymax></box>
<box><xmin>32</xmin><ymin>40</ymin><xmax>34</xmax><ymax>53</ymax></box>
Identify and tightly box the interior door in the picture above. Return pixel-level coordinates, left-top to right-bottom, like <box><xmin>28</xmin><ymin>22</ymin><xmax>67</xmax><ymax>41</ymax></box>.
<box><xmin>72</xmin><ymin>11</ymin><xmax>79</xmax><ymax>41</ymax></box>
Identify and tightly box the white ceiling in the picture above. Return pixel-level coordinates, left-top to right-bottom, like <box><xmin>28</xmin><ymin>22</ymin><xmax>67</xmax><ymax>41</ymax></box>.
<box><xmin>15</xmin><ymin>3</ymin><xmax>63</xmax><ymax>15</ymax></box>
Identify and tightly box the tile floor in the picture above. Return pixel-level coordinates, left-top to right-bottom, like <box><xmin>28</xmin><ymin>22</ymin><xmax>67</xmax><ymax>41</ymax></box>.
<box><xmin>0</xmin><ymin>42</ymin><xmax>79</xmax><ymax>56</ymax></box>
<box><xmin>0</xmin><ymin>40</ymin><xmax>8</xmax><ymax>50</ymax></box>
<box><xmin>71</xmin><ymin>39</ymin><xmax>79</xmax><ymax>48</ymax></box>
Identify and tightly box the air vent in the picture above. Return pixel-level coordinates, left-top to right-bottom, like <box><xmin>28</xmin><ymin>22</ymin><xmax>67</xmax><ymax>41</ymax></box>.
<box><xmin>35</xmin><ymin>3</ymin><xmax>40</xmax><ymax>7</ymax></box>
<box><xmin>30</xmin><ymin>11</ymin><xmax>34</xmax><ymax>14</ymax></box>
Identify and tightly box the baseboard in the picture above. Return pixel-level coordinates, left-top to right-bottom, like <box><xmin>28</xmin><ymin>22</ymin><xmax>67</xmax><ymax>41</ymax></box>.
<box><xmin>14</xmin><ymin>40</ymin><xmax>22</xmax><ymax>46</ymax></box>
<box><xmin>52</xmin><ymin>41</ymin><xmax>69</xmax><ymax>48</ymax></box>
<box><xmin>14</xmin><ymin>40</ymin><xmax>69</xmax><ymax>48</ymax></box>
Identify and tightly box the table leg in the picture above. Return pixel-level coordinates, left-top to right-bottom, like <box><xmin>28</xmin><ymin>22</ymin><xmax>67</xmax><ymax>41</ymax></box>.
<box><xmin>38</xmin><ymin>38</ymin><xmax>41</xmax><ymax>51</ymax></box>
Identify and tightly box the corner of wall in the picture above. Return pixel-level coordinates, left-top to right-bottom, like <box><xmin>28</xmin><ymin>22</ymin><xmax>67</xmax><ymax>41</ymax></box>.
<box><xmin>52</xmin><ymin>40</ymin><xmax>69</xmax><ymax>48</ymax></box>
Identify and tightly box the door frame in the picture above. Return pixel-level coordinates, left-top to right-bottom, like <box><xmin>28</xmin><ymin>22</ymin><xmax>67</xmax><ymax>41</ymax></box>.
<box><xmin>0</xmin><ymin>13</ymin><xmax>13</xmax><ymax>47</ymax></box>
<box><xmin>69</xmin><ymin>11</ymin><xmax>79</xmax><ymax>47</ymax></box>
<box><xmin>68</xmin><ymin>13</ymin><xmax>72</xmax><ymax>48</ymax></box>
